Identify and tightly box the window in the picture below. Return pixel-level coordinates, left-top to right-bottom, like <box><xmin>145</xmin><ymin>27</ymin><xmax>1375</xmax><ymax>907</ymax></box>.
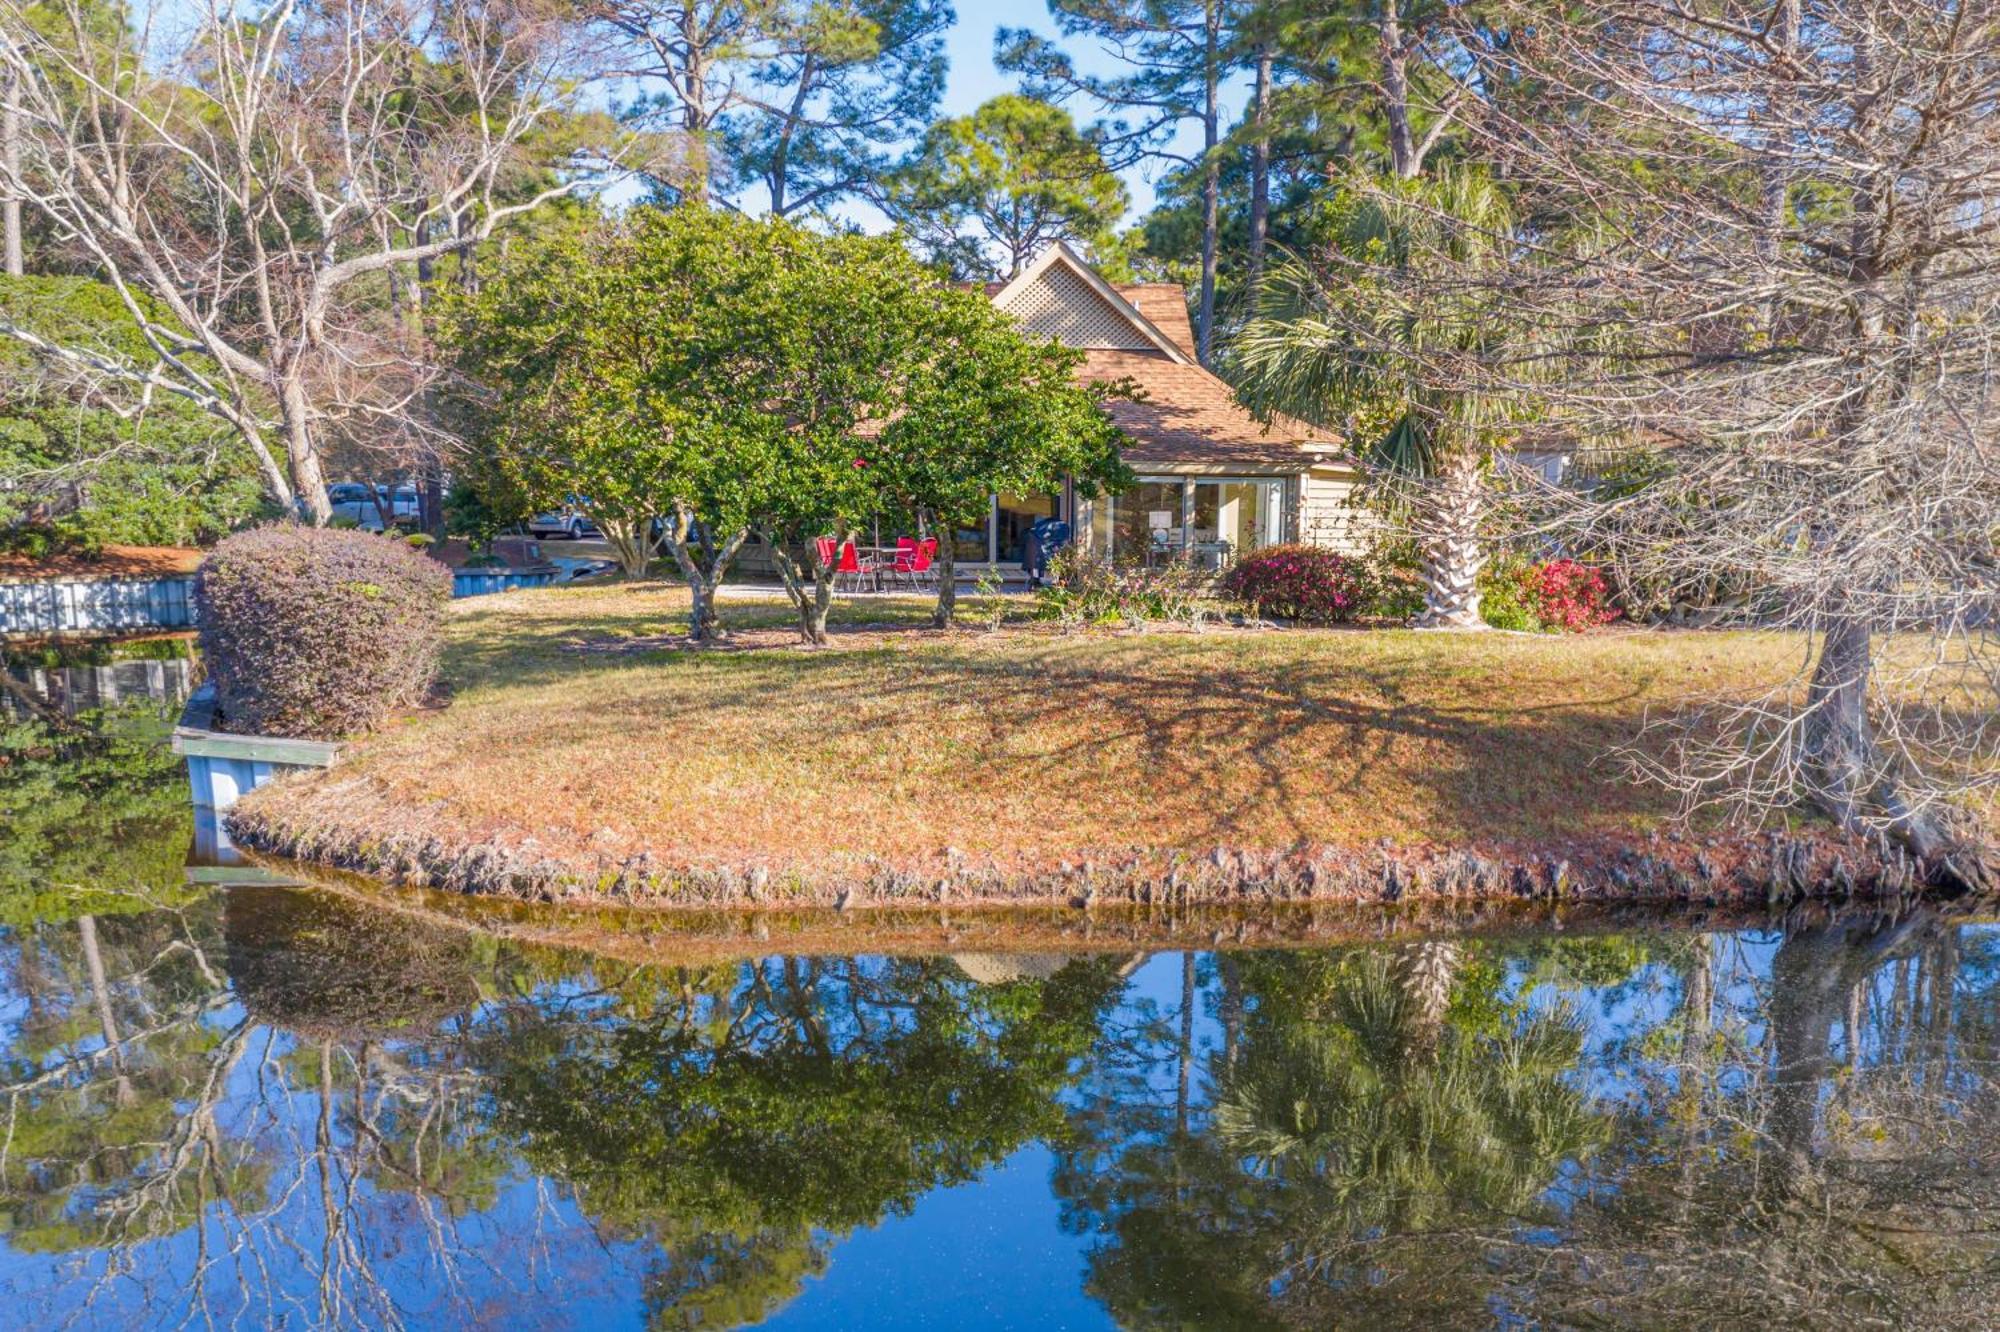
<box><xmin>945</xmin><ymin>492</ymin><xmax>1063</xmax><ymax>564</ymax></box>
<box><xmin>1093</xmin><ymin>477</ymin><xmax>1285</xmax><ymax>565</ymax></box>
<box><xmin>1191</xmin><ymin>480</ymin><xmax>1284</xmax><ymax>570</ymax></box>
<box><xmin>995</xmin><ymin>492</ymin><xmax>1060</xmax><ymax>565</ymax></box>
<box><xmin>950</xmin><ymin>511</ymin><xmax>990</xmax><ymax>564</ymax></box>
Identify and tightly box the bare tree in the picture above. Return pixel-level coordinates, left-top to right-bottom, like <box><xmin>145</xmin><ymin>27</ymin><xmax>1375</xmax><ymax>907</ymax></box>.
<box><xmin>1454</xmin><ymin>0</ymin><xmax>2000</xmax><ymax>881</ymax></box>
<box><xmin>0</xmin><ymin>0</ymin><xmax>609</xmax><ymax>523</ymax></box>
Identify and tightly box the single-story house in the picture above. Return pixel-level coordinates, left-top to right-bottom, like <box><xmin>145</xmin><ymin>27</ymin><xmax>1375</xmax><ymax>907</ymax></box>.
<box><xmin>960</xmin><ymin>242</ymin><xmax>1364</xmax><ymax>572</ymax></box>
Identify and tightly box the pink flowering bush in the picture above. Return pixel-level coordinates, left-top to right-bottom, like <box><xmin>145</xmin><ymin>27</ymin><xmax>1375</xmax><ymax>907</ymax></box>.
<box><xmin>1531</xmin><ymin>558</ymin><xmax>1620</xmax><ymax>633</ymax></box>
<box><xmin>1222</xmin><ymin>544</ymin><xmax>1373</xmax><ymax>624</ymax></box>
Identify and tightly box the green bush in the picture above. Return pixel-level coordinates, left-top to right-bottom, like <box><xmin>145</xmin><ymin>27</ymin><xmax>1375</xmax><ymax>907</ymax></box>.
<box><xmin>0</xmin><ymin>276</ymin><xmax>266</xmax><ymax>549</ymax></box>
<box><xmin>1478</xmin><ymin>555</ymin><xmax>1544</xmax><ymax>632</ymax></box>
<box><xmin>1032</xmin><ymin>550</ymin><xmax>1217</xmax><ymax>627</ymax></box>
<box><xmin>195</xmin><ymin>524</ymin><xmax>452</xmax><ymax>739</ymax></box>
<box><xmin>1359</xmin><ymin>533</ymin><xmax>1427</xmax><ymax>621</ymax></box>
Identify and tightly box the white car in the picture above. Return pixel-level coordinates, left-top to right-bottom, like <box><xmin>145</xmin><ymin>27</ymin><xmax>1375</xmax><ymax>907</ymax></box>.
<box><xmin>328</xmin><ymin>483</ymin><xmax>419</xmax><ymax>530</ymax></box>
<box><xmin>528</xmin><ymin>502</ymin><xmax>598</xmax><ymax>540</ymax></box>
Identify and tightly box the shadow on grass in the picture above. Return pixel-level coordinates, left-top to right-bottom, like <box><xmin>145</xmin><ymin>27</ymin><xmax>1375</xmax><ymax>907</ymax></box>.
<box><xmin>418</xmin><ymin>585</ymin><xmax>1709</xmax><ymax>848</ymax></box>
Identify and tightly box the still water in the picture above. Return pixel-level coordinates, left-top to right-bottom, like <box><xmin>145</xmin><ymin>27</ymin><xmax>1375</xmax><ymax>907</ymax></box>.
<box><xmin>2</xmin><ymin>703</ymin><xmax>1997</xmax><ymax>1329</ymax></box>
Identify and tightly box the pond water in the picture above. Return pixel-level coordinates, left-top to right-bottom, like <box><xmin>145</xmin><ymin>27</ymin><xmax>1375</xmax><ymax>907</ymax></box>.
<box><xmin>3</xmin><ymin>705</ymin><xmax>1998</xmax><ymax>1329</ymax></box>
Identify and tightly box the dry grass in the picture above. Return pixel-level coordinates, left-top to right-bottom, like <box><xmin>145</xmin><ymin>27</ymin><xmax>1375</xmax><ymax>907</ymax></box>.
<box><xmin>252</xmin><ymin>580</ymin><xmax>1841</xmax><ymax>883</ymax></box>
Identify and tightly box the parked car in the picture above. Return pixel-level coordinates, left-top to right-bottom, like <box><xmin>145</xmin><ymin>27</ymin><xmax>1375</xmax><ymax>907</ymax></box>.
<box><xmin>328</xmin><ymin>483</ymin><xmax>420</xmax><ymax>530</ymax></box>
<box><xmin>528</xmin><ymin>501</ymin><xmax>598</xmax><ymax>540</ymax></box>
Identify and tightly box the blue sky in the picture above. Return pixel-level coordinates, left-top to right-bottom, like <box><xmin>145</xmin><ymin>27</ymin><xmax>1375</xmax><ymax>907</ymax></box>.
<box><xmin>830</xmin><ymin>0</ymin><xmax>1255</xmax><ymax>230</ymax></box>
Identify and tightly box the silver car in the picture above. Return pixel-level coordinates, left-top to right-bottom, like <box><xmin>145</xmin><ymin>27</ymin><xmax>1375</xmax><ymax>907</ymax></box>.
<box><xmin>527</xmin><ymin>501</ymin><xmax>598</xmax><ymax>540</ymax></box>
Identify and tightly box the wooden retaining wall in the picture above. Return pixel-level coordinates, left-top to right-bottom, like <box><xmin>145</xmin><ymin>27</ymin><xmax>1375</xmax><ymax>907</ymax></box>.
<box><xmin>174</xmin><ymin>684</ymin><xmax>339</xmax><ymax>873</ymax></box>
<box><xmin>2</xmin><ymin>657</ymin><xmax>197</xmax><ymax>719</ymax></box>
<box><xmin>1</xmin><ymin>564</ymin><xmax>563</xmax><ymax>638</ymax></box>
<box><xmin>452</xmin><ymin>567</ymin><xmax>560</xmax><ymax>598</ymax></box>
<box><xmin>0</xmin><ymin>575</ymin><xmax>196</xmax><ymax>637</ymax></box>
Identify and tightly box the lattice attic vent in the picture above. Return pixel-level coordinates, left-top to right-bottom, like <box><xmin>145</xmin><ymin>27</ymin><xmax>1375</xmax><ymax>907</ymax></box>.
<box><xmin>999</xmin><ymin>263</ymin><xmax>1152</xmax><ymax>349</ymax></box>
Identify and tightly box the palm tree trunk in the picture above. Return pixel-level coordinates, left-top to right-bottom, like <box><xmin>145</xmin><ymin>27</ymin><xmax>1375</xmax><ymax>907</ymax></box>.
<box><xmin>1413</xmin><ymin>448</ymin><xmax>1486</xmax><ymax>629</ymax></box>
<box><xmin>1396</xmin><ymin>937</ymin><xmax>1459</xmax><ymax>1054</ymax></box>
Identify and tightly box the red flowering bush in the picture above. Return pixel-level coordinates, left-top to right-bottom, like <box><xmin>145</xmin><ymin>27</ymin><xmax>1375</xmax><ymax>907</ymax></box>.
<box><xmin>1530</xmin><ymin>558</ymin><xmax>1619</xmax><ymax>633</ymax></box>
<box><xmin>1222</xmin><ymin>544</ymin><xmax>1372</xmax><ymax>623</ymax></box>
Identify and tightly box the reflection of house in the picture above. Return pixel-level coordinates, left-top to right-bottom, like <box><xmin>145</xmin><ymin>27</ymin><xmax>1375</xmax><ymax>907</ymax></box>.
<box><xmin>969</xmin><ymin>243</ymin><xmax>1362</xmax><ymax>571</ymax></box>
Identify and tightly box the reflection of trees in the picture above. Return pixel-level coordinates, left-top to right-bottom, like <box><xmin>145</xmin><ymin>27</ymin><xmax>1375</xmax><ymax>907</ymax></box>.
<box><xmin>1</xmin><ymin>879</ymin><xmax>1133</xmax><ymax>1328</ymax></box>
<box><xmin>1057</xmin><ymin>946</ymin><xmax>1608</xmax><ymax>1328</ymax></box>
<box><xmin>0</xmin><ymin>886</ymin><xmax>528</xmax><ymax>1326</ymax></box>
<box><xmin>481</xmin><ymin>954</ymin><xmax>1128</xmax><ymax>1329</ymax></box>
<box><xmin>11</xmin><ymin>876</ymin><xmax>2000</xmax><ymax>1328</ymax></box>
<box><xmin>0</xmin><ymin>898</ymin><xmax>252</xmax><ymax>1254</ymax></box>
<box><xmin>0</xmin><ymin>703</ymin><xmax>194</xmax><ymax>918</ymax></box>
<box><xmin>1496</xmin><ymin>906</ymin><xmax>2000</xmax><ymax>1327</ymax></box>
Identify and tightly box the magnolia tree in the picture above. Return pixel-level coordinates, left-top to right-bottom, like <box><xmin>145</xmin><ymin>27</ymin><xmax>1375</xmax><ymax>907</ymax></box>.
<box><xmin>728</xmin><ymin>227</ymin><xmax>1128</xmax><ymax>642</ymax></box>
<box><xmin>0</xmin><ymin>0</ymin><xmax>612</xmax><ymax>523</ymax></box>
<box><xmin>446</xmin><ymin>210</ymin><xmax>774</xmax><ymax>630</ymax></box>
<box><xmin>1438</xmin><ymin>0</ymin><xmax>2000</xmax><ymax>884</ymax></box>
<box><xmin>872</xmin><ymin>293</ymin><xmax>1132</xmax><ymax>628</ymax></box>
<box><xmin>447</xmin><ymin>207</ymin><xmax>1127</xmax><ymax>644</ymax></box>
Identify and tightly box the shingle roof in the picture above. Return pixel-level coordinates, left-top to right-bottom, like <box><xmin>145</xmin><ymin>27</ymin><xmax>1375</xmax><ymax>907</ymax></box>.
<box><xmin>1080</xmin><ymin>348</ymin><xmax>1329</xmax><ymax>469</ymax></box>
<box><xmin>971</xmin><ymin>245</ymin><xmax>1343</xmax><ymax>469</ymax></box>
<box><xmin>1113</xmin><ymin>285</ymin><xmax>1199</xmax><ymax>360</ymax></box>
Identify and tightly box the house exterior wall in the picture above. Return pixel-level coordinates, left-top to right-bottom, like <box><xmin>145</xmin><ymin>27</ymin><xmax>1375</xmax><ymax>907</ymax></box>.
<box><xmin>1298</xmin><ymin>463</ymin><xmax>1373</xmax><ymax>555</ymax></box>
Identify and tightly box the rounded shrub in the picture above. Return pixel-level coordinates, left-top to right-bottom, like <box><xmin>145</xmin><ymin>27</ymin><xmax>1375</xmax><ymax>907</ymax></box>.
<box><xmin>196</xmin><ymin>523</ymin><xmax>452</xmax><ymax>739</ymax></box>
<box><xmin>1531</xmin><ymin>558</ymin><xmax>1619</xmax><ymax>633</ymax></box>
<box><xmin>1221</xmin><ymin>544</ymin><xmax>1373</xmax><ymax>624</ymax></box>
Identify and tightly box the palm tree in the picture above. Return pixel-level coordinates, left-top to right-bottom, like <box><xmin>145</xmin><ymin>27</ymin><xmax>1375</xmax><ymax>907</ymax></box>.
<box><xmin>1216</xmin><ymin>951</ymin><xmax>1600</xmax><ymax>1235</ymax></box>
<box><xmin>1233</xmin><ymin>169</ymin><xmax>1525</xmax><ymax>628</ymax></box>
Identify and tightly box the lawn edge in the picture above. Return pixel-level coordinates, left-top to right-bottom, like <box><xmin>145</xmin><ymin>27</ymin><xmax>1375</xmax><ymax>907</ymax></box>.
<box><xmin>228</xmin><ymin>764</ymin><xmax>1925</xmax><ymax>913</ymax></box>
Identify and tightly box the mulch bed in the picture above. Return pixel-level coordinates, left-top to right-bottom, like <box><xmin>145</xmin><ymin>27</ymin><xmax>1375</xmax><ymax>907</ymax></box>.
<box><xmin>0</xmin><ymin>544</ymin><xmax>204</xmax><ymax>580</ymax></box>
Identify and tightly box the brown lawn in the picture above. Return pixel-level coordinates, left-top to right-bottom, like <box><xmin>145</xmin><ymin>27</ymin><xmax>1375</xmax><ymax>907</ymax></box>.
<box><xmin>260</xmin><ymin>580</ymin><xmax>1845</xmax><ymax>886</ymax></box>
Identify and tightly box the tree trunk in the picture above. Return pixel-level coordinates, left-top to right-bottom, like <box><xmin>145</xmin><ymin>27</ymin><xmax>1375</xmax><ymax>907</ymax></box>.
<box><xmin>78</xmin><ymin>915</ymin><xmax>134</xmax><ymax>1106</ymax></box>
<box><xmin>931</xmin><ymin>530</ymin><xmax>958</xmax><ymax>628</ymax></box>
<box><xmin>1413</xmin><ymin>448</ymin><xmax>1486</xmax><ymax>629</ymax></box>
<box><xmin>664</xmin><ymin>517</ymin><xmax>747</xmax><ymax>642</ymax></box>
<box><xmin>763</xmin><ymin>530</ymin><xmax>837</xmax><ymax>645</ymax></box>
<box><xmin>1396</xmin><ymin>937</ymin><xmax>1459</xmax><ymax>1054</ymax></box>
<box><xmin>599</xmin><ymin>516</ymin><xmax>653</xmax><ymax>578</ymax></box>
<box><xmin>1759</xmin><ymin>0</ymin><xmax>1801</xmax><ymax>260</ymax></box>
<box><xmin>2</xmin><ymin>70</ymin><xmax>21</xmax><ymax>277</ymax></box>
<box><xmin>421</xmin><ymin>462</ymin><xmax>445</xmax><ymax>539</ymax></box>
<box><xmin>1800</xmin><ymin>615</ymin><xmax>1989</xmax><ymax>890</ymax></box>
<box><xmin>1176</xmin><ymin>950</ymin><xmax>1196</xmax><ymax>1136</ymax></box>
<box><xmin>278</xmin><ymin>370</ymin><xmax>332</xmax><ymax>525</ymax></box>
<box><xmin>1248</xmin><ymin>47</ymin><xmax>1273</xmax><ymax>288</ymax></box>
<box><xmin>1196</xmin><ymin>0</ymin><xmax>1222</xmax><ymax>365</ymax></box>
<box><xmin>1381</xmin><ymin>7</ymin><xmax>1420</xmax><ymax>181</ymax></box>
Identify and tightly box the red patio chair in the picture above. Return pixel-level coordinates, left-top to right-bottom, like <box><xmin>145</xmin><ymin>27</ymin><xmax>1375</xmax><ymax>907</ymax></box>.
<box><xmin>890</xmin><ymin>537</ymin><xmax>921</xmax><ymax>591</ymax></box>
<box><xmin>913</xmin><ymin>537</ymin><xmax>938</xmax><ymax>592</ymax></box>
<box><xmin>815</xmin><ymin>537</ymin><xmax>877</xmax><ymax>593</ymax></box>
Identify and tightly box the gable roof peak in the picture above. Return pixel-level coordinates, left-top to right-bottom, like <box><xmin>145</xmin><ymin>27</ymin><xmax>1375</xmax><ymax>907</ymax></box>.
<box><xmin>989</xmin><ymin>242</ymin><xmax>1195</xmax><ymax>365</ymax></box>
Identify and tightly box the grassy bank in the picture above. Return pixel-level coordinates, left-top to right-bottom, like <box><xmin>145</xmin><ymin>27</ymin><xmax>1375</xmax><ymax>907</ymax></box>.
<box><xmin>228</xmin><ymin>581</ymin><xmax>1936</xmax><ymax>908</ymax></box>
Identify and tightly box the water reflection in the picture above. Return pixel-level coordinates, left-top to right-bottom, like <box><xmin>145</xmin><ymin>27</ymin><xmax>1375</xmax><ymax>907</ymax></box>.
<box><xmin>0</xmin><ymin>876</ymin><xmax>1994</xmax><ymax>1327</ymax></box>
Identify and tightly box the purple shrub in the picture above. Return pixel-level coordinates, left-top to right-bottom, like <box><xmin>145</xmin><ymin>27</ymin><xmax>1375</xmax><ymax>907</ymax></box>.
<box><xmin>196</xmin><ymin>523</ymin><xmax>452</xmax><ymax>739</ymax></box>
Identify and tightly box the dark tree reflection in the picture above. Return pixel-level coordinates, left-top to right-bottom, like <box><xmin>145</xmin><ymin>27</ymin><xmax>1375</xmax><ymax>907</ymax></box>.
<box><xmin>479</xmin><ymin>952</ymin><xmax>1129</xmax><ymax>1328</ymax></box>
<box><xmin>1054</xmin><ymin>944</ymin><xmax>1613</xmax><ymax>1328</ymax></box>
<box><xmin>2</xmin><ymin>876</ymin><xmax>1999</xmax><ymax>1329</ymax></box>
